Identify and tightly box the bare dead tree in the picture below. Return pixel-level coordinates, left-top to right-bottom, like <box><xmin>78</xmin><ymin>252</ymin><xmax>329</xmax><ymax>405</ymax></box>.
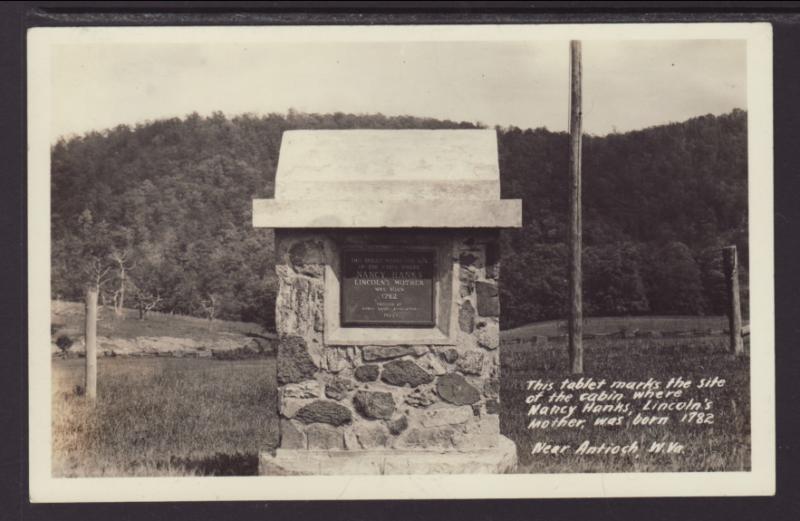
<box><xmin>200</xmin><ymin>294</ymin><xmax>219</xmax><ymax>331</ymax></box>
<box><xmin>86</xmin><ymin>258</ymin><xmax>113</xmax><ymax>293</ymax></box>
<box><xmin>143</xmin><ymin>294</ymin><xmax>162</xmax><ymax>318</ymax></box>
<box><xmin>134</xmin><ymin>287</ymin><xmax>162</xmax><ymax>320</ymax></box>
<box><xmin>110</xmin><ymin>248</ymin><xmax>135</xmax><ymax>317</ymax></box>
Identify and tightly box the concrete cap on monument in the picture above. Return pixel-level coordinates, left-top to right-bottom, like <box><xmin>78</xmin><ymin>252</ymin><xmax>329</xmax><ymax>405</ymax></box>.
<box><xmin>252</xmin><ymin>129</ymin><xmax>522</xmax><ymax>229</ymax></box>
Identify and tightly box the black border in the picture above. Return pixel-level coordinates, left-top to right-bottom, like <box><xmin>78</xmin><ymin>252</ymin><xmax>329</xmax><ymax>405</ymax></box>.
<box><xmin>4</xmin><ymin>2</ymin><xmax>800</xmax><ymax>520</ymax></box>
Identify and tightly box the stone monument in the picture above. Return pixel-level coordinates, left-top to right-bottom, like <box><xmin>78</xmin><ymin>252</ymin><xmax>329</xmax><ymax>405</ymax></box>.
<box><xmin>253</xmin><ymin>129</ymin><xmax>522</xmax><ymax>474</ymax></box>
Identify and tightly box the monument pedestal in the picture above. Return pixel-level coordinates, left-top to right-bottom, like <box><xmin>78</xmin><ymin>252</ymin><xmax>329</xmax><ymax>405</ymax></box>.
<box><xmin>259</xmin><ymin>435</ymin><xmax>517</xmax><ymax>475</ymax></box>
<box><xmin>253</xmin><ymin>130</ymin><xmax>522</xmax><ymax>476</ymax></box>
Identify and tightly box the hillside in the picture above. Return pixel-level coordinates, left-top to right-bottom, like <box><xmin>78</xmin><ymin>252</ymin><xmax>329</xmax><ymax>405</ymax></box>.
<box><xmin>50</xmin><ymin>110</ymin><xmax>748</xmax><ymax>330</ymax></box>
<box><xmin>50</xmin><ymin>300</ymin><xmax>273</xmax><ymax>358</ymax></box>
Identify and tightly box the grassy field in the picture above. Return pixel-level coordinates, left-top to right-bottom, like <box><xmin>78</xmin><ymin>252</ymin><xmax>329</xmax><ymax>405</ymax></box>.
<box><xmin>502</xmin><ymin>315</ymin><xmax>733</xmax><ymax>340</ymax></box>
<box><xmin>501</xmin><ymin>334</ymin><xmax>750</xmax><ymax>473</ymax></box>
<box><xmin>51</xmin><ymin>300</ymin><xmax>268</xmax><ymax>341</ymax></box>
<box><xmin>52</xmin><ymin>357</ymin><xmax>278</xmax><ymax>477</ymax></box>
<box><xmin>51</xmin><ymin>317</ymin><xmax>750</xmax><ymax>476</ymax></box>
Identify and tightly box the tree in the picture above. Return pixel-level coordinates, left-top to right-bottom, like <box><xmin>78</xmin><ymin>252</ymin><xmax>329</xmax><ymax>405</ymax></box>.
<box><xmin>110</xmin><ymin>248</ymin><xmax>135</xmax><ymax>316</ymax></box>
<box><xmin>49</xmin><ymin>110</ymin><xmax>748</xmax><ymax>328</ymax></box>
<box><xmin>133</xmin><ymin>285</ymin><xmax>162</xmax><ymax>320</ymax></box>
<box><xmin>76</xmin><ymin>210</ymin><xmax>111</xmax><ymax>291</ymax></box>
<box><xmin>128</xmin><ymin>256</ymin><xmax>165</xmax><ymax>320</ymax></box>
<box><xmin>85</xmin><ymin>256</ymin><xmax>113</xmax><ymax>293</ymax></box>
<box><xmin>584</xmin><ymin>243</ymin><xmax>649</xmax><ymax>316</ymax></box>
<box><xmin>200</xmin><ymin>293</ymin><xmax>220</xmax><ymax>330</ymax></box>
<box><xmin>698</xmin><ymin>247</ymin><xmax>728</xmax><ymax>315</ymax></box>
<box><xmin>643</xmin><ymin>241</ymin><xmax>706</xmax><ymax>315</ymax></box>
<box><xmin>500</xmin><ymin>244</ymin><xmax>568</xmax><ymax>329</ymax></box>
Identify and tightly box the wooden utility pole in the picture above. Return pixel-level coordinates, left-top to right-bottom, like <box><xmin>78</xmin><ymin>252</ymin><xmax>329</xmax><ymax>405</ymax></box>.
<box><xmin>567</xmin><ymin>40</ymin><xmax>584</xmax><ymax>374</ymax></box>
<box><xmin>722</xmin><ymin>245</ymin><xmax>744</xmax><ymax>356</ymax></box>
<box><xmin>85</xmin><ymin>286</ymin><xmax>98</xmax><ymax>400</ymax></box>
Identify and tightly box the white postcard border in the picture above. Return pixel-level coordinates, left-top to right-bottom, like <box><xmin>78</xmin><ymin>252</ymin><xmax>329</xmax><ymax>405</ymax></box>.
<box><xmin>28</xmin><ymin>22</ymin><xmax>775</xmax><ymax>502</ymax></box>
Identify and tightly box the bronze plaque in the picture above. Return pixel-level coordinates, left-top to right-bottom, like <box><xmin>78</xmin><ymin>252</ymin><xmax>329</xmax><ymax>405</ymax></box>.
<box><xmin>341</xmin><ymin>249</ymin><xmax>436</xmax><ymax>327</ymax></box>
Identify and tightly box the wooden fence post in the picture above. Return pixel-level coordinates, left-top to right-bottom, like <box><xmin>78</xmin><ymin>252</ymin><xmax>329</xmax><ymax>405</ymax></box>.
<box><xmin>722</xmin><ymin>246</ymin><xmax>744</xmax><ymax>356</ymax></box>
<box><xmin>85</xmin><ymin>286</ymin><xmax>98</xmax><ymax>399</ymax></box>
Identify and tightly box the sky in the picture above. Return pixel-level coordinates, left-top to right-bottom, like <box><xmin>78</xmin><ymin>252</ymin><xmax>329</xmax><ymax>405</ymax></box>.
<box><xmin>50</xmin><ymin>39</ymin><xmax>746</xmax><ymax>142</ymax></box>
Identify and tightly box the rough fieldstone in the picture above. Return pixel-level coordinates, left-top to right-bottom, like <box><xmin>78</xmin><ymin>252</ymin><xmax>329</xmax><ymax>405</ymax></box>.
<box><xmin>387</xmin><ymin>415</ymin><xmax>409</xmax><ymax>435</ymax></box>
<box><xmin>381</xmin><ymin>360</ymin><xmax>433</xmax><ymax>387</ymax></box>
<box><xmin>457</xmin><ymin>351</ymin><xmax>485</xmax><ymax>376</ymax></box>
<box><xmin>475</xmin><ymin>281</ymin><xmax>500</xmax><ymax>317</ymax></box>
<box><xmin>362</xmin><ymin>345</ymin><xmax>427</xmax><ymax>361</ymax></box>
<box><xmin>404</xmin><ymin>388</ymin><xmax>436</xmax><ymax>408</ymax></box>
<box><xmin>306</xmin><ymin>423</ymin><xmax>344</xmax><ymax>450</ymax></box>
<box><xmin>354</xmin><ymin>423</ymin><xmax>389</xmax><ymax>449</ymax></box>
<box><xmin>325</xmin><ymin>348</ymin><xmax>351</xmax><ymax>373</ymax></box>
<box><xmin>419</xmin><ymin>405</ymin><xmax>473</xmax><ymax>427</ymax></box>
<box><xmin>279</xmin><ymin>396</ymin><xmax>313</xmax><ymax>419</ymax></box>
<box><xmin>343</xmin><ymin>429</ymin><xmax>359</xmax><ymax>450</ymax></box>
<box><xmin>354</xmin><ymin>364</ymin><xmax>380</xmax><ymax>382</ymax></box>
<box><xmin>485</xmin><ymin>399</ymin><xmax>500</xmax><ymax>415</ymax></box>
<box><xmin>345</xmin><ymin>346</ymin><xmax>360</xmax><ymax>364</ymax></box>
<box><xmin>397</xmin><ymin>426</ymin><xmax>457</xmax><ymax>449</ymax></box>
<box><xmin>294</xmin><ymin>400</ymin><xmax>352</xmax><ymax>426</ymax></box>
<box><xmin>325</xmin><ymin>377</ymin><xmax>354</xmax><ymax>401</ymax></box>
<box><xmin>471</xmin><ymin>414</ymin><xmax>500</xmax><ymax>435</ymax></box>
<box><xmin>458</xmin><ymin>301</ymin><xmax>475</xmax><ymax>333</ymax></box>
<box><xmin>454</xmin><ymin>415</ymin><xmax>500</xmax><ymax>449</ymax></box>
<box><xmin>314</xmin><ymin>307</ymin><xmax>324</xmax><ymax>332</ymax></box>
<box><xmin>484</xmin><ymin>378</ymin><xmax>500</xmax><ymax>401</ymax></box>
<box><xmin>475</xmin><ymin>320</ymin><xmax>499</xmax><ymax>350</ymax></box>
<box><xmin>460</xmin><ymin>266</ymin><xmax>477</xmax><ymax>284</ymax></box>
<box><xmin>417</xmin><ymin>352</ymin><xmax>446</xmax><ymax>376</ymax></box>
<box><xmin>277</xmin><ymin>336</ymin><xmax>318</xmax><ymax>385</ymax></box>
<box><xmin>280</xmin><ymin>380</ymin><xmax>322</xmax><ymax>399</ymax></box>
<box><xmin>280</xmin><ymin>419</ymin><xmax>306</xmax><ymax>449</ymax></box>
<box><xmin>459</xmin><ymin>267</ymin><xmax>476</xmax><ymax>297</ymax></box>
<box><xmin>275</xmin><ymin>276</ymin><xmax>323</xmax><ymax>339</ymax></box>
<box><xmin>436</xmin><ymin>373</ymin><xmax>481</xmax><ymax>405</ymax></box>
<box><xmin>288</xmin><ymin>239</ymin><xmax>325</xmax><ymax>278</ymax></box>
<box><xmin>353</xmin><ymin>390</ymin><xmax>396</xmax><ymax>420</ymax></box>
<box><xmin>484</xmin><ymin>351</ymin><xmax>499</xmax><ymax>379</ymax></box>
<box><xmin>442</xmin><ymin>348</ymin><xmax>459</xmax><ymax>364</ymax></box>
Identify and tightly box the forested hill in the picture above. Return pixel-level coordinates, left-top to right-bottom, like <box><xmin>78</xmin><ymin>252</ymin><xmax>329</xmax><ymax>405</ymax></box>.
<box><xmin>51</xmin><ymin>109</ymin><xmax>748</xmax><ymax>330</ymax></box>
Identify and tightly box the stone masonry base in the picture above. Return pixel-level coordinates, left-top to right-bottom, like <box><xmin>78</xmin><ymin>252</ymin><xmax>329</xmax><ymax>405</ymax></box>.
<box><xmin>259</xmin><ymin>434</ymin><xmax>518</xmax><ymax>475</ymax></box>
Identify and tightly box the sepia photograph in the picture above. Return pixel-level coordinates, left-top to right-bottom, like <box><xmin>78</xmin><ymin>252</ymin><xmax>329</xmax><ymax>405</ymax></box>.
<box><xmin>27</xmin><ymin>22</ymin><xmax>775</xmax><ymax>501</ymax></box>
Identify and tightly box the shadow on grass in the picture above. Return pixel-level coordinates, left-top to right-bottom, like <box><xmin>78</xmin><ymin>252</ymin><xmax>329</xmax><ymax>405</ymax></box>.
<box><xmin>169</xmin><ymin>452</ymin><xmax>260</xmax><ymax>476</ymax></box>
